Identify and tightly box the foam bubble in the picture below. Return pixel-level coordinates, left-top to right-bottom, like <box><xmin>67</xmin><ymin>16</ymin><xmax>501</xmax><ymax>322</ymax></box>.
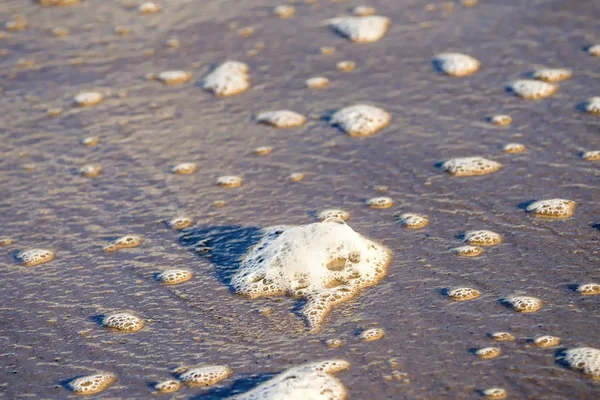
<box><xmin>482</xmin><ymin>387</ymin><xmax>507</xmax><ymax>399</ymax></box>
<box><xmin>582</xmin><ymin>151</ymin><xmax>600</xmax><ymax>161</ymax></box>
<box><xmin>217</xmin><ymin>175</ymin><xmax>243</xmax><ymax>188</ymax></box>
<box><xmin>366</xmin><ymin>197</ymin><xmax>394</xmax><ymax>209</ymax></box>
<box><xmin>584</xmin><ymin>97</ymin><xmax>600</xmax><ymax>115</ymax></box>
<box><xmin>231</xmin><ymin>221</ymin><xmax>391</xmax><ymax>331</ymax></box>
<box><xmin>509</xmin><ymin>80</ymin><xmax>557</xmax><ymax>99</ymax></box>
<box><xmin>330</xmin><ymin>104</ymin><xmax>391</xmax><ymax>137</ymax></box>
<box><xmin>490</xmin><ymin>115</ymin><xmax>512</xmax><ymax>126</ymax></box>
<box><xmin>155</xmin><ymin>379</ymin><xmax>180</xmax><ymax>393</ymax></box>
<box><xmin>179</xmin><ymin>365</ymin><xmax>231</xmax><ymax>387</ymax></box>
<box><xmin>74</xmin><ymin>92</ymin><xmax>103</xmax><ymax>107</ymax></box>
<box><xmin>318</xmin><ymin>209</ymin><xmax>350</xmax><ymax>222</ymax></box>
<box><xmin>447</xmin><ymin>287</ymin><xmax>480</xmax><ymax>301</ymax></box>
<box><xmin>18</xmin><ymin>249</ymin><xmax>55</xmax><ymax>267</ymax></box>
<box><xmin>231</xmin><ymin>360</ymin><xmax>349</xmax><ymax>400</ymax></box>
<box><xmin>526</xmin><ymin>199</ymin><xmax>576</xmax><ymax>218</ymax></box>
<box><xmin>69</xmin><ymin>372</ymin><xmax>116</xmax><ymax>395</ymax></box>
<box><xmin>5</xmin><ymin>16</ymin><xmax>27</xmax><ymax>31</ymax></box>
<box><xmin>166</xmin><ymin>37</ymin><xmax>180</xmax><ymax>48</ymax></box>
<box><xmin>256</xmin><ymin>110</ymin><xmax>306</xmax><ymax>128</ymax></box>
<box><xmin>337</xmin><ymin>61</ymin><xmax>356</xmax><ymax>72</ymax></box>
<box><xmin>273</xmin><ymin>5</ymin><xmax>296</xmax><ymax>18</ymax></box>
<box><xmin>0</xmin><ymin>237</ymin><xmax>13</xmax><ymax>246</ymax></box>
<box><xmin>114</xmin><ymin>26</ymin><xmax>131</xmax><ymax>36</ymax></box>
<box><xmin>577</xmin><ymin>283</ymin><xmax>600</xmax><ymax>295</ymax></box>
<box><xmin>558</xmin><ymin>347</ymin><xmax>600</xmax><ymax>379</ymax></box>
<box><xmin>139</xmin><ymin>2</ymin><xmax>160</xmax><ymax>14</ymax></box>
<box><xmin>490</xmin><ymin>332</ymin><xmax>515</xmax><ymax>342</ymax></box>
<box><xmin>326</xmin><ymin>339</ymin><xmax>343</xmax><ymax>348</ymax></box>
<box><xmin>172</xmin><ymin>162</ymin><xmax>197</xmax><ymax>175</ymax></box>
<box><xmin>168</xmin><ymin>216</ymin><xmax>193</xmax><ymax>230</ymax></box>
<box><xmin>254</xmin><ymin>146</ymin><xmax>273</xmax><ymax>156</ymax></box>
<box><xmin>53</xmin><ymin>27</ymin><xmax>69</xmax><ymax>37</ymax></box>
<box><xmin>476</xmin><ymin>347</ymin><xmax>501</xmax><ymax>359</ymax></box>
<box><xmin>103</xmin><ymin>235</ymin><xmax>142</xmax><ymax>252</ymax></box>
<box><xmin>102</xmin><ymin>313</ymin><xmax>144</xmax><ymax>332</ymax></box>
<box><xmin>81</xmin><ymin>136</ymin><xmax>99</xmax><ymax>147</ymax></box>
<box><xmin>504</xmin><ymin>296</ymin><xmax>542</xmax><ymax>313</ymax></box>
<box><xmin>202</xmin><ymin>61</ymin><xmax>250</xmax><ymax>97</ymax></box>
<box><xmin>352</xmin><ymin>6</ymin><xmax>376</xmax><ymax>16</ymax></box>
<box><xmin>306</xmin><ymin>76</ymin><xmax>330</xmax><ymax>89</ymax></box>
<box><xmin>157</xmin><ymin>269</ymin><xmax>193</xmax><ymax>285</ymax></box>
<box><xmin>359</xmin><ymin>328</ymin><xmax>385</xmax><ymax>342</ymax></box>
<box><xmin>328</xmin><ymin>16</ymin><xmax>390</xmax><ymax>43</ymax></box>
<box><xmin>289</xmin><ymin>172</ymin><xmax>305</xmax><ymax>182</ymax></box>
<box><xmin>157</xmin><ymin>70</ymin><xmax>191</xmax><ymax>85</ymax></box>
<box><xmin>533</xmin><ymin>335</ymin><xmax>561</xmax><ymax>348</ymax></box>
<box><xmin>398</xmin><ymin>213</ymin><xmax>429</xmax><ymax>229</ymax></box>
<box><xmin>441</xmin><ymin>157</ymin><xmax>502</xmax><ymax>177</ymax></box>
<box><xmin>533</xmin><ymin>68</ymin><xmax>572</xmax><ymax>82</ymax></box>
<box><xmin>79</xmin><ymin>164</ymin><xmax>102</xmax><ymax>178</ymax></box>
<box><xmin>452</xmin><ymin>245</ymin><xmax>484</xmax><ymax>257</ymax></box>
<box><xmin>320</xmin><ymin>46</ymin><xmax>336</xmax><ymax>56</ymax></box>
<box><xmin>37</xmin><ymin>0</ymin><xmax>80</xmax><ymax>5</ymax></box>
<box><xmin>47</xmin><ymin>108</ymin><xmax>63</xmax><ymax>117</ymax></box>
<box><xmin>503</xmin><ymin>143</ymin><xmax>526</xmax><ymax>154</ymax></box>
<box><xmin>588</xmin><ymin>45</ymin><xmax>600</xmax><ymax>57</ymax></box>
<box><xmin>433</xmin><ymin>53</ymin><xmax>480</xmax><ymax>77</ymax></box>
<box><xmin>464</xmin><ymin>230</ymin><xmax>503</xmax><ymax>246</ymax></box>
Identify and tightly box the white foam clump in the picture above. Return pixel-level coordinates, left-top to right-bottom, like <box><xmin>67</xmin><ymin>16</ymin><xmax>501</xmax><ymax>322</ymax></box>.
<box><xmin>202</xmin><ymin>61</ymin><xmax>250</xmax><ymax>97</ymax></box>
<box><xmin>158</xmin><ymin>70</ymin><xmax>191</xmax><ymax>85</ymax></box>
<box><xmin>559</xmin><ymin>347</ymin><xmax>600</xmax><ymax>379</ymax></box>
<box><xmin>328</xmin><ymin>16</ymin><xmax>390</xmax><ymax>43</ymax></box>
<box><xmin>509</xmin><ymin>79</ymin><xmax>557</xmax><ymax>99</ymax></box>
<box><xmin>526</xmin><ymin>199</ymin><xmax>576</xmax><ymax>218</ymax></box>
<box><xmin>441</xmin><ymin>157</ymin><xmax>502</xmax><ymax>177</ymax></box>
<box><xmin>532</xmin><ymin>68</ymin><xmax>572</xmax><ymax>82</ymax></box>
<box><xmin>433</xmin><ymin>53</ymin><xmax>480</xmax><ymax>77</ymax></box>
<box><xmin>584</xmin><ymin>97</ymin><xmax>600</xmax><ymax>115</ymax></box>
<box><xmin>74</xmin><ymin>91</ymin><xmax>103</xmax><ymax>106</ymax></box>
<box><xmin>330</xmin><ymin>104</ymin><xmax>391</xmax><ymax>137</ymax></box>
<box><xmin>256</xmin><ymin>110</ymin><xmax>306</xmax><ymax>128</ymax></box>
<box><xmin>231</xmin><ymin>360</ymin><xmax>350</xmax><ymax>400</ymax></box>
<box><xmin>582</xmin><ymin>151</ymin><xmax>600</xmax><ymax>161</ymax></box>
<box><xmin>179</xmin><ymin>365</ymin><xmax>231</xmax><ymax>386</ymax></box>
<box><xmin>231</xmin><ymin>220</ymin><xmax>391</xmax><ymax>331</ymax></box>
<box><xmin>588</xmin><ymin>45</ymin><xmax>600</xmax><ymax>57</ymax></box>
<box><xmin>69</xmin><ymin>372</ymin><xmax>116</xmax><ymax>395</ymax></box>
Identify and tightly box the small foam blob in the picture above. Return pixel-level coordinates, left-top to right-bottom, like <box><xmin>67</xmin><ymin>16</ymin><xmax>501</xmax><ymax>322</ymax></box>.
<box><xmin>69</xmin><ymin>372</ymin><xmax>116</xmax><ymax>395</ymax></box>
<box><xmin>53</xmin><ymin>27</ymin><xmax>69</xmax><ymax>37</ymax></box>
<box><xmin>588</xmin><ymin>45</ymin><xmax>600</xmax><ymax>57</ymax></box>
<box><xmin>168</xmin><ymin>216</ymin><xmax>193</xmax><ymax>230</ymax></box>
<box><xmin>584</xmin><ymin>97</ymin><xmax>600</xmax><ymax>115</ymax></box>
<box><xmin>273</xmin><ymin>5</ymin><xmax>296</xmax><ymax>18</ymax></box>
<box><xmin>452</xmin><ymin>245</ymin><xmax>484</xmax><ymax>257</ymax></box>
<box><xmin>37</xmin><ymin>0</ymin><xmax>80</xmax><ymax>5</ymax></box>
<box><xmin>5</xmin><ymin>16</ymin><xmax>27</xmax><ymax>31</ymax></box>
<box><xmin>326</xmin><ymin>339</ymin><xmax>343</xmax><ymax>348</ymax></box>
<box><xmin>102</xmin><ymin>313</ymin><xmax>144</xmax><ymax>332</ymax></box>
<box><xmin>330</xmin><ymin>104</ymin><xmax>391</xmax><ymax>137</ymax></box>
<box><xmin>171</xmin><ymin>162</ymin><xmax>197</xmax><ymax>175</ymax></box>
<box><xmin>254</xmin><ymin>146</ymin><xmax>273</xmax><ymax>156</ymax></box>
<box><xmin>18</xmin><ymin>249</ymin><xmax>55</xmax><ymax>267</ymax></box>
<box><xmin>256</xmin><ymin>110</ymin><xmax>306</xmax><ymax>128</ymax></box>
<box><xmin>398</xmin><ymin>213</ymin><xmax>429</xmax><ymax>229</ymax></box>
<box><xmin>482</xmin><ymin>387</ymin><xmax>507</xmax><ymax>399</ymax></box>
<box><xmin>533</xmin><ymin>335</ymin><xmax>561</xmax><ymax>348</ymax></box>
<box><xmin>329</xmin><ymin>16</ymin><xmax>390</xmax><ymax>43</ymax></box>
<box><xmin>490</xmin><ymin>332</ymin><xmax>515</xmax><ymax>342</ymax></box>
<box><xmin>289</xmin><ymin>172</ymin><xmax>305</xmax><ymax>182</ymax></box>
<box><xmin>158</xmin><ymin>70</ymin><xmax>191</xmax><ymax>85</ymax></box>
<box><xmin>582</xmin><ymin>151</ymin><xmax>600</xmax><ymax>161</ymax></box>
<box><xmin>139</xmin><ymin>2</ymin><xmax>160</xmax><ymax>14</ymax></box>
<box><xmin>447</xmin><ymin>287</ymin><xmax>480</xmax><ymax>301</ymax></box>
<box><xmin>179</xmin><ymin>365</ymin><xmax>231</xmax><ymax>387</ymax></box>
<box><xmin>336</xmin><ymin>61</ymin><xmax>356</xmax><ymax>72</ymax></box>
<box><xmin>559</xmin><ymin>347</ymin><xmax>600</xmax><ymax>379</ymax></box>
<box><xmin>155</xmin><ymin>379</ymin><xmax>180</xmax><ymax>393</ymax></box>
<box><xmin>320</xmin><ymin>46</ymin><xmax>336</xmax><ymax>56</ymax></box>
<box><xmin>476</xmin><ymin>347</ymin><xmax>501</xmax><ymax>359</ymax></box>
<box><xmin>464</xmin><ymin>230</ymin><xmax>503</xmax><ymax>246</ymax></box>
<box><xmin>504</xmin><ymin>296</ymin><xmax>543</xmax><ymax>313</ymax></box>
<box><xmin>217</xmin><ymin>175</ymin><xmax>243</xmax><ymax>188</ymax></box>
<box><xmin>157</xmin><ymin>269</ymin><xmax>193</xmax><ymax>285</ymax></box>
<box><xmin>526</xmin><ymin>199</ymin><xmax>576</xmax><ymax>218</ymax></box>
<box><xmin>441</xmin><ymin>157</ymin><xmax>502</xmax><ymax>177</ymax></box>
<box><xmin>509</xmin><ymin>80</ymin><xmax>557</xmax><ymax>99</ymax></box>
<box><xmin>231</xmin><ymin>360</ymin><xmax>349</xmax><ymax>400</ymax></box>
<box><xmin>577</xmin><ymin>283</ymin><xmax>600</xmax><ymax>295</ymax></box>
<box><xmin>352</xmin><ymin>5</ymin><xmax>376</xmax><ymax>16</ymax></box>
<box><xmin>0</xmin><ymin>237</ymin><xmax>13</xmax><ymax>246</ymax></box>
<box><xmin>166</xmin><ymin>37</ymin><xmax>180</xmax><ymax>48</ymax></box>
<box><xmin>366</xmin><ymin>197</ymin><xmax>394</xmax><ymax>209</ymax></box>
<box><xmin>359</xmin><ymin>328</ymin><xmax>385</xmax><ymax>342</ymax></box>
<box><xmin>74</xmin><ymin>92</ymin><xmax>103</xmax><ymax>107</ymax></box>
<box><xmin>490</xmin><ymin>115</ymin><xmax>512</xmax><ymax>126</ymax></box>
<box><xmin>503</xmin><ymin>143</ymin><xmax>526</xmax><ymax>154</ymax></box>
<box><xmin>231</xmin><ymin>221</ymin><xmax>391</xmax><ymax>331</ymax></box>
<box><xmin>533</xmin><ymin>68</ymin><xmax>572</xmax><ymax>82</ymax></box>
<box><xmin>81</xmin><ymin>136</ymin><xmax>99</xmax><ymax>147</ymax></box>
<box><xmin>433</xmin><ymin>53</ymin><xmax>480</xmax><ymax>77</ymax></box>
<box><xmin>202</xmin><ymin>61</ymin><xmax>250</xmax><ymax>97</ymax></box>
<box><xmin>306</xmin><ymin>76</ymin><xmax>330</xmax><ymax>89</ymax></box>
<box><xmin>318</xmin><ymin>209</ymin><xmax>350</xmax><ymax>222</ymax></box>
<box><xmin>79</xmin><ymin>164</ymin><xmax>101</xmax><ymax>178</ymax></box>
<box><xmin>103</xmin><ymin>235</ymin><xmax>142</xmax><ymax>252</ymax></box>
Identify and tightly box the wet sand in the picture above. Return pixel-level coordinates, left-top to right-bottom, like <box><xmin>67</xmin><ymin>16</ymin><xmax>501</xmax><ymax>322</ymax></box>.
<box><xmin>0</xmin><ymin>0</ymin><xmax>599</xmax><ymax>398</ymax></box>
